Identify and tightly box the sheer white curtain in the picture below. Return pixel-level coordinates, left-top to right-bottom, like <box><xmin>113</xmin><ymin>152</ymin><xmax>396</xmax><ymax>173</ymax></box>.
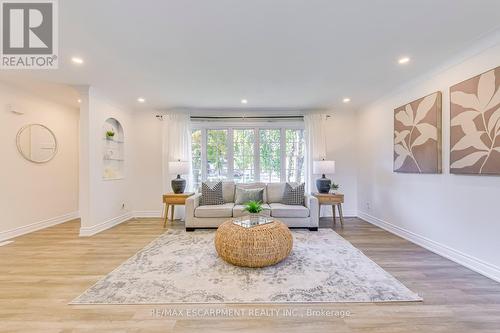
<box><xmin>162</xmin><ymin>113</ymin><xmax>192</xmax><ymax>219</ymax></box>
<box><xmin>304</xmin><ymin>113</ymin><xmax>329</xmax><ymax>215</ymax></box>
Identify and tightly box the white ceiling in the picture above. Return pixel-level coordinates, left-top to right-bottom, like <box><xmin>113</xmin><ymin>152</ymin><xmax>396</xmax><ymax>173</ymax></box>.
<box><xmin>2</xmin><ymin>0</ymin><xmax>500</xmax><ymax>111</ymax></box>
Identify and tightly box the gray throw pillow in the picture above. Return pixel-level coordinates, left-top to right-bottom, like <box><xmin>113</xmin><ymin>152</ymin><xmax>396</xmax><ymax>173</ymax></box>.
<box><xmin>234</xmin><ymin>187</ymin><xmax>264</xmax><ymax>205</ymax></box>
<box><xmin>281</xmin><ymin>183</ymin><xmax>305</xmax><ymax>205</ymax></box>
<box><xmin>200</xmin><ymin>181</ymin><xmax>224</xmax><ymax>205</ymax></box>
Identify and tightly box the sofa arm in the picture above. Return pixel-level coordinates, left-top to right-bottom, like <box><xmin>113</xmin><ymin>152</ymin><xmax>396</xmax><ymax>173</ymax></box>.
<box><xmin>304</xmin><ymin>194</ymin><xmax>319</xmax><ymax>227</ymax></box>
<box><xmin>185</xmin><ymin>193</ymin><xmax>201</xmax><ymax>220</ymax></box>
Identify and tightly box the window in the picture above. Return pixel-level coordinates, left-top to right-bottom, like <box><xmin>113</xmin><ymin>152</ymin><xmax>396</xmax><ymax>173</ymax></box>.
<box><xmin>233</xmin><ymin>129</ymin><xmax>255</xmax><ymax>183</ymax></box>
<box><xmin>191</xmin><ymin>123</ymin><xmax>304</xmax><ymax>185</ymax></box>
<box><xmin>206</xmin><ymin>129</ymin><xmax>228</xmax><ymax>181</ymax></box>
<box><xmin>259</xmin><ymin>129</ymin><xmax>281</xmax><ymax>183</ymax></box>
<box><xmin>191</xmin><ymin>129</ymin><xmax>202</xmax><ymax>190</ymax></box>
<box><xmin>285</xmin><ymin>129</ymin><xmax>305</xmax><ymax>183</ymax></box>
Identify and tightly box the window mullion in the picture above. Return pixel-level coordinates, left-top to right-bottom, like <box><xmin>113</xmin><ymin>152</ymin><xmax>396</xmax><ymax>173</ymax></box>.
<box><xmin>280</xmin><ymin>128</ymin><xmax>286</xmax><ymax>182</ymax></box>
<box><xmin>254</xmin><ymin>128</ymin><xmax>260</xmax><ymax>182</ymax></box>
<box><xmin>227</xmin><ymin>129</ymin><xmax>234</xmax><ymax>181</ymax></box>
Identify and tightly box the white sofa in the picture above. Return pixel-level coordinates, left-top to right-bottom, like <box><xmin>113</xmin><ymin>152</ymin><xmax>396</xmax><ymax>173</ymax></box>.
<box><xmin>185</xmin><ymin>182</ymin><xmax>319</xmax><ymax>231</ymax></box>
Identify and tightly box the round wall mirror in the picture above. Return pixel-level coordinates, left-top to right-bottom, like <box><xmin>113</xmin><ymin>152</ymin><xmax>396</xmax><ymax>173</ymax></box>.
<box><xmin>16</xmin><ymin>124</ymin><xmax>58</xmax><ymax>163</ymax></box>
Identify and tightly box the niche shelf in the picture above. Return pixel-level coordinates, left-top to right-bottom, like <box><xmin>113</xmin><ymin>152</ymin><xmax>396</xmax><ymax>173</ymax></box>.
<box><xmin>102</xmin><ymin>118</ymin><xmax>124</xmax><ymax>180</ymax></box>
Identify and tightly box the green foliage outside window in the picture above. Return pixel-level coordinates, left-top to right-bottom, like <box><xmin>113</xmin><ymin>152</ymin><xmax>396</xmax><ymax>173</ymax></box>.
<box><xmin>260</xmin><ymin>129</ymin><xmax>281</xmax><ymax>182</ymax></box>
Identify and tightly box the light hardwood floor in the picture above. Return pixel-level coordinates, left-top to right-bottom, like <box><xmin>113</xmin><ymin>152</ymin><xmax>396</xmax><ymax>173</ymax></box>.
<box><xmin>1</xmin><ymin>217</ymin><xmax>500</xmax><ymax>333</ymax></box>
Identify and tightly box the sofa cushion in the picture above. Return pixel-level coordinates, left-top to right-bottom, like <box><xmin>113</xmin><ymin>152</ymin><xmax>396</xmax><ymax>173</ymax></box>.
<box><xmin>270</xmin><ymin>203</ymin><xmax>309</xmax><ymax>218</ymax></box>
<box><xmin>222</xmin><ymin>181</ymin><xmax>236</xmax><ymax>203</ymax></box>
<box><xmin>267</xmin><ymin>183</ymin><xmax>286</xmax><ymax>203</ymax></box>
<box><xmin>235</xmin><ymin>183</ymin><xmax>268</xmax><ymax>203</ymax></box>
<box><xmin>195</xmin><ymin>203</ymin><xmax>234</xmax><ymax>218</ymax></box>
<box><xmin>233</xmin><ymin>204</ymin><xmax>271</xmax><ymax>218</ymax></box>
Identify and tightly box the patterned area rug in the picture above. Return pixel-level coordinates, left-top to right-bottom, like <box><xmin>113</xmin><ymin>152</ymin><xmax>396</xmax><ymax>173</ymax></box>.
<box><xmin>72</xmin><ymin>229</ymin><xmax>422</xmax><ymax>304</ymax></box>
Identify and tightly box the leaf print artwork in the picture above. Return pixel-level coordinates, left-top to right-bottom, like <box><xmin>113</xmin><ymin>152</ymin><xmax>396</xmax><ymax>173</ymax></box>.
<box><xmin>394</xmin><ymin>92</ymin><xmax>442</xmax><ymax>173</ymax></box>
<box><xmin>450</xmin><ymin>66</ymin><xmax>500</xmax><ymax>174</ymax></box>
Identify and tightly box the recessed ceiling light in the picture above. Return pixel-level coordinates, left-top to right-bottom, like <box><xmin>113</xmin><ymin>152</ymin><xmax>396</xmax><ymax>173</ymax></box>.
<box><xmin>77</xmin><ymin>99</ymin><xmax>82</xmax><ymax>103</ymax></box>
<box><xmin>71</xmin><ymin>57</ymin><xmax>84</xmax><ymax>64</ymax></box>
<box><xmin>343</xmin><ymin>97</ymin><xmax>351</xmax><ymax>103</ymax></box>
<box><xmin>137</xmin><ymin>97</ymin><xmax>145</xmax><ymax>103</ymax></box>
<box><xmin>241</xmin><ymin>99</ymin><xmax>248</xmax><ymax>104</ymax></box>
<box><xmin>398</xmin><ymin>57</ymin><xmax>410</xmax><ymax>64</ymax></box>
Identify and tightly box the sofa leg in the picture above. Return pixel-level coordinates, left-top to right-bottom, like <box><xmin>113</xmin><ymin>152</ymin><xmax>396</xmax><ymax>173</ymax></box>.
<box><xmin>186</xmin><ymin>228</ymin><xmax>195</xmax><ymax>232</ymax></box>
<box><xmin>308</xmin><ymin>227</ymin><xmax>318</xmax><ymax>231</ymax></box>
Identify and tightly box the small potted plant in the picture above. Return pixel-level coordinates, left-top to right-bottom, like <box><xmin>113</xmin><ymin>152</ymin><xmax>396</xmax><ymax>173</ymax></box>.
<box><xmin>244</xmin><ymin>200</ymin><xmax>263</xmax><ymax>221</ymax></box>
<box><xmin>330</xmin><ymin>182</ymin><xmax>340</xmax><ymax>194</ymax></box>
<box><xmin>106</xmin><ymin>130</ymin><xmax>115</xmax><ymax>140</ymax></box>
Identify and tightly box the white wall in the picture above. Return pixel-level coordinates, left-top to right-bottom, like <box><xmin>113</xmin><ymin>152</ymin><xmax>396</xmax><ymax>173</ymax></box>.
<box><xmin>0</xmin><ymin>81</ymin><xmax>79</xmax><ymax>241</ymax></box>
<box><xmin>78</xmin><ymin>88</ymin><xmax>134</xmax><ymax>235</ymax></box>
<box><xmin>129</xmin><ymin>110</ymin><xmax>164</xmax><ymax>216</ymax></box>
<box><xmin>325</xmin><ymin>110</ymin><xmax>358</xmax><ymax>217</ymax></box>
<box><xmin>357</xmin><ymin>42</ymin><xmax>500</xmax><ymax>281</ymax></box>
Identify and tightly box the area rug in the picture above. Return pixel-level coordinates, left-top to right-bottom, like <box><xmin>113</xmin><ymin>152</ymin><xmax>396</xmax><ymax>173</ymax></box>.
<box><xmin>71</xmin><ymin>229</ymin><xmax>421</xmax><ymax>304</ymax></box>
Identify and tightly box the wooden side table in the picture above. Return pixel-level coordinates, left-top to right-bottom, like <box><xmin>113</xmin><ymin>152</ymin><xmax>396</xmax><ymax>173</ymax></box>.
<box><xmin>162</xmin><ymin>192</ymin><xmax>194</xmax><ymax>227</ymax></box>
<box><xmin>313</xmin><ymin>193</ymin><xmax>345</xmax><ymax>227</ymax></box>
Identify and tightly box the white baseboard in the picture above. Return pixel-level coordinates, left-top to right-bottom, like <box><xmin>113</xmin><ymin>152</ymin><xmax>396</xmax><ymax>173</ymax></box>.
<box><xmin>79</xmin><ymin>212</ymin><xmax>134</xmax><ymax>237</ymax></box>
<box><xmin>358</xmin><ymin>211</ymin><xmax>500</xmax><ymax>283</ymax></box>
<box><xmin>78</xmin><ymin>211</ymin><xmax>162</xmax><ymax>237</ymax></box>
<box><xmin>133</xmin><ymin>210</ymin><xmax>162</xmax><ymax>218</ymax></box>
<box><xmin>0</xmin><ymin>211</ymin><xmax>79</xmax><ymax>242</ymax></box>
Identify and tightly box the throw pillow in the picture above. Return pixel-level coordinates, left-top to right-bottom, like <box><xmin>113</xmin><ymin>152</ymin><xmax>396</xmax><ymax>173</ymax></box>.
<box><xmin>234</xmin><ymin>187</ymin><xmax>264</xmax><ymax>205</ymax></box>
<box><xmin>200</xmin><ymin>181</ymin><xmax>224</xmax><ymax>205</ymax></box>
<box><xmin>281</xmin><ymin>182</ymin><xmax>305</xmax><ymax>205</ymax></box>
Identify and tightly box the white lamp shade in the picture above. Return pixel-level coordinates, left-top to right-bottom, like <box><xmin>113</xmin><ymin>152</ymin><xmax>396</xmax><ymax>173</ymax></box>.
<box><xmin>313</xmin><ymin>160</ymin><xmax>335</xmax><ymax>175</ymax></box>
<box><xmin>169</xmin><ymin>161</ymin><xmax>190</xmax><ymax>175</ymax></box>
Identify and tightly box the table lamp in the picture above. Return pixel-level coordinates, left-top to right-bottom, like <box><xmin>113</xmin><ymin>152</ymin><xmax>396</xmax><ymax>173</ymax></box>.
<box><xmin>313</xmin><ymin>160</ymin><xmax>335</xmax><ymax>193</ymax></box>
<box><xmin>169</xmin><ymin>160</ymin><xmax>190</xmax><ymax>193</ymax></box>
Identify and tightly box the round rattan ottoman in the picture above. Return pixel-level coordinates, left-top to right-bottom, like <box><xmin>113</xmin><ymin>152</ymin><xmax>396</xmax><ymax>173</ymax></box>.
<box><xmin>214</xmin><ymin>219</ymin><xmax>293</xmax><ymax>268</ymax></box>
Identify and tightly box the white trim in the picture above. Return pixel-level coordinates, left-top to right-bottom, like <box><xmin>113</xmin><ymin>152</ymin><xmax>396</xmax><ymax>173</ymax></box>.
<box><xmin>358</xmin><ymin>211</ymin><xmax>500</xmax><ymax>283</ymax></box>
<box><xmin>133</xmin><ymin>210</ymin><xmax>162</xmax><ymax>218</ymax></box>
<box><xmin>79</xmin><ymin>212</ymin><xmax>133</xmax><ymax>237</ymax></box>
<box><xmin>0</xmin><ymin>211</ymin><xmax>79</xmax><ymax>242</ymax></box>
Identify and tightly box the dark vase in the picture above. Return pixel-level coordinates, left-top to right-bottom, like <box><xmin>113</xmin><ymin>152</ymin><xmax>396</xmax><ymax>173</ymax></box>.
<box><xmin>316</xmin><ymin>174</ymin><xmax>331</xmax><ymax>193</ymax></box>
<box><xmin>171</xmin><ymin>175</ymin><xmax>186</xmax><ymax>194</ymax></box>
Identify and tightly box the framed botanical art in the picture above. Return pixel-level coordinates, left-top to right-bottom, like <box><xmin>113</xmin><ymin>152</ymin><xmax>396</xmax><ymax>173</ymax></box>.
<box><xmin>450</xmin><ymin>66</ymin><xmax>500</xmax><ymax>175</ymax></box>
<box><xmin>394</xmin><ymin>91</ymin><xmax>442</xmax><ymax>173</ymax></box>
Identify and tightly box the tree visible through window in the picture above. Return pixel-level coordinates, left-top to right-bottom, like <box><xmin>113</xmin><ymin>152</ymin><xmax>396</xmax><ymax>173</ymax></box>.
<box><xmin>191</xmin><ymin>125</ymin><xmax>304</xmax><ymax>185</ymax></box>
<box><xmin>206</xmin><ymin>129</ymin><xmax>228</xmax><ymax>181</ymax></box>
<box><xmin>191</xmin><ymin>129</ymin><xmax>202</xmax><ymax>190</ymax></box>
<box><xmin>234</xmin><ymin>129</ymin><xmax>254</xmax><ymax>183</ymax></box>
<box><xmin>260</xmin><ymin>129</ymin><xmax>281</xmax><ymax>183</ymax></box>
<box><xmin>286</xmin><ymin>129</ymin><xmax>305</xmax><ymax>183</ymax></box>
